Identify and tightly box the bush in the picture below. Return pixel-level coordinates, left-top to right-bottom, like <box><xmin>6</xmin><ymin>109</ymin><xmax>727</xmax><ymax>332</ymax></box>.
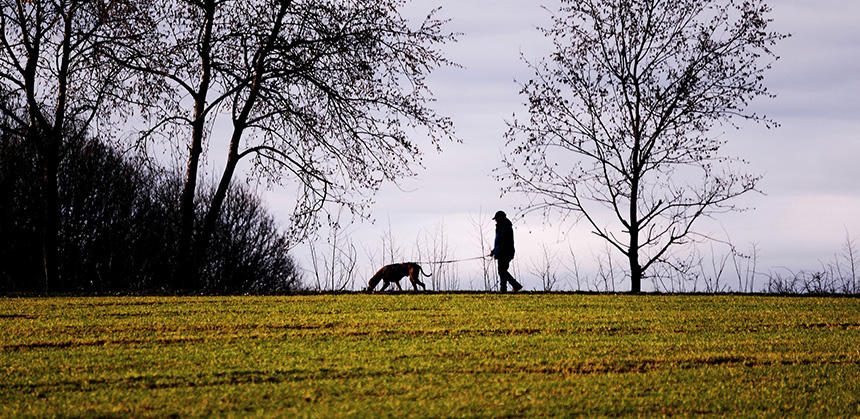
<box><xmin>0</xmin><ymin>133</ymin><xmax>301</xmax><ymax>294</ymax></box>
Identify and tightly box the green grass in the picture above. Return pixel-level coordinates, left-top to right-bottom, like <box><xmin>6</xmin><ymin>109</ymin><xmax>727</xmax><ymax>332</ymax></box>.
<box><xmin>1</xmin><ymin>294</ymin><xmax>858</xmax><ymax>417</ymax></box>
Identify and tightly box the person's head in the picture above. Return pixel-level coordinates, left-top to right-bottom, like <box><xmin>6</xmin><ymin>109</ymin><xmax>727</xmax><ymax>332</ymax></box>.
<box><xmin>492</xmin><ymin>210</ymin><xmax>506</xmax><ymax>223</ymax></box>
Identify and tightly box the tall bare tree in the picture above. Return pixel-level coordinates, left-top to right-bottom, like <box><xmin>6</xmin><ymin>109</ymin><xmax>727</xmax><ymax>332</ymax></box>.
<box><xmin>307</xmin><ymin>209</ymin><xmax>359</xmax><ymax>291</ymax></box>
<box><xmin>110</xmin><ymin>0</ymin><xmax>456</xmax><ymax>289</ymax></box>
<box><xmin>530</xmin><ymin>243</ymin><xmax>559</xmax><ymax>291</ymax></box>
<box><xmin>468</xmin><ymin>210</ymin><xmax>494</xmax><ymax>290</ymax></box>
<box><xmin>0</xmin><ymin>0</ymin><xmax>143</xmax><ymax>292</ymax></box>
<box><xmin>502</xmin><ymin>0</ymin><xmax>786</xmax><ymax>292</ymax></box>
<box><xmin>416</xmin><ymin>221</ymin><xmax>456</xmax><ymax>290</ymax></box>
<box><xmin>101</xmin><ymin>0</ymin><xmax>230</xmax><ymax>288</ymax></box>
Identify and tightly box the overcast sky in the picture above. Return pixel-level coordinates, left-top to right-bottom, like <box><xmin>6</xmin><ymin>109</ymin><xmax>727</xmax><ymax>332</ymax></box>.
<box><xmin>264</xmin><ymin>0</ymin><xmax>860</xmax><ymax>291</ymax></box>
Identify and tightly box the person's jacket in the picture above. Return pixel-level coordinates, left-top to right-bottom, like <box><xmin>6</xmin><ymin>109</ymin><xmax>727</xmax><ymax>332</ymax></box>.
<box><xmin>491</xmin><ymin>217</ymin><xmax>515</xmax><ymax>260</ymax></box>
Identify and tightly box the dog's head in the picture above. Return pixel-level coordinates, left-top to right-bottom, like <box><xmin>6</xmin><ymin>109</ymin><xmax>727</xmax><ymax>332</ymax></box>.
<box><xmin>366</xmin><ymin>274</ymin><xmax>382</xmax><ymax>292</ymax></box>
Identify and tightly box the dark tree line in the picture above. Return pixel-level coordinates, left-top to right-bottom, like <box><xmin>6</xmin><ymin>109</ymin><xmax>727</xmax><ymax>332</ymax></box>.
<box><xmin>0</xmin><ymin>0</ymin><xmax>134</xmax><ymax>292</ymax></box>
<box><xmin>0</xmin><ymin>0</ymin><xmax>455</xmax><ymax>293</ymax></box>
<box><xmin>106</xmin><ymin>0</ymin><xmax>456</xmax><ymax>289</ymax></box>
<box><xmin>0</xmin><ymin>129</ymin><xmax>301</xmax><ymax>294</ymax></box>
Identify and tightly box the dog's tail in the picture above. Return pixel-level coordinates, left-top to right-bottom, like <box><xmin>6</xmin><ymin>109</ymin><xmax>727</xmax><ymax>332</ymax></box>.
<box><xmin>419</xmin><ymin>266</ymin><xmax>432</xmax><ymax>277</ymax></box>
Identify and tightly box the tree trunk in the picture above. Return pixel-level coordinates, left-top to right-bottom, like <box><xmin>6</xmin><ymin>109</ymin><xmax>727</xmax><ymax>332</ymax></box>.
<box><xmin>199</xmin><ymin>146</ymin><xmax>238</xmax><ymax>256</ymax></box>
<box><xmin>629</xmin><ymin>250</ymin><xmax>642</xmax><ymax>293</ymax></box>
<box><xmin>174</xmin><ymin>0</ymin><xmax>216</xmax><ymax>291</ymax></box>
<box><xmin>39</xmin><ymin>133</ymin><xmax>60</xmax><ymax>293</ymax></box>
<box><xmin>629</xmin><ymin>107</ymin><xmax>643</xmax><ymax>293</ymax></box>
<box><xmin>39</xmin><ymin>0</ymin><xmax>75</xmax><ymax>294</ymax></box>
<box><xmin>628</xmin><ymin>217</ymin><xmax>642</xmax><ymax>293</ymax></box>
<box><xmin>197</xmin><ymin>0</ymin><xmax>289</xmax><ymax>262</ymax></box>
<box><xmin>629</xmin><ymin>170</ymin><xmax>642</xmax><ymax>293</ymax></box>
<box><xmin>175</xmin><ymin>120</ymin><xmax>205</xmax><ymax>290</ymax></box>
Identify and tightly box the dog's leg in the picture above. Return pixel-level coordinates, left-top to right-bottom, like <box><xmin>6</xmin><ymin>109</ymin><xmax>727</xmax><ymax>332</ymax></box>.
<box><xmin>415</xmin><ymin>264</ymin><xmax>428</xmax><ymax>290</ymax></box>
<box><xmin>409</xmin><ymin>268</ymin><xmax>421</xmax><ymax>291</ymax></box>
<box><xmin>380</xmin><ymin>281</ymin><xmax>390</xmax><ymax>291</ymax></box>
<box><xmin>395</xmin><ymin>280</ymin><xmax>403</xmax><ymax>291</ymax></box>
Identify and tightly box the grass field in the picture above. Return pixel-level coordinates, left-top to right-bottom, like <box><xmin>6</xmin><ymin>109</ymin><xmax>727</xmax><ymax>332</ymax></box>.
<box><xmin>1</xmin><ymin>294</ymin><xmax>858</xmax><ymax>417</ymax></box>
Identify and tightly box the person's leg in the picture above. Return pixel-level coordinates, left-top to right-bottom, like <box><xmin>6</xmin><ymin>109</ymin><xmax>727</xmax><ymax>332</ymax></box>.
<box><xmin>497</xmin><ymin>258</ymin><xmax>508</xmax><ymax>292</ymax></box>
<box><xmin>508</xmin><ymin>274</ymin><xmax>523</xmax><ymax>292</ymax></box>
<box><xmin>505</xmin><ymin>260</ymin><xmax>523</xmax><ymax>292</ymax></box>
<box><xmin>499</xmin><ymin>258</ymin><xmax>522</xmax><ymax>292</ymax></box>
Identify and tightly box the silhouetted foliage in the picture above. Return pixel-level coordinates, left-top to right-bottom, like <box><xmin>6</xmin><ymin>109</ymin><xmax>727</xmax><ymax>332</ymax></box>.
<box><xmin>55</xmin><ymin>139</ymin><xmax>170</xmax><ymax>292</ymax></box>
<box><xmin>0</xmin><ymin>131</ymin><xmax>41</xmax><ymax>292</ymax></box>
<box><xmin>201</xmin><ymin>183</ymin><xmax>302</xmax><ymax>293</ymax></box>
<box><xmin>502</xmin><ymin>0</ymin><xmax>786</xmax><ymax>292</ymax></box>
<box><xmin>105</xmin><ymin>0</ymin><xmax>457</xmax><ymax>289</ymax></box>
<box><xmin>0</xmin><ymin>132</ymin><xmax>301</xmax><ymax>294</ymax></box>
<box><xmin>0</xmin><ymin>0</ymin><xmax>149</xmax><ymax>292</ymax></box>
<box><xmin>765</xmin><ymin>232</ymin><xmax>858</xmax><ymax>295</ymax></box>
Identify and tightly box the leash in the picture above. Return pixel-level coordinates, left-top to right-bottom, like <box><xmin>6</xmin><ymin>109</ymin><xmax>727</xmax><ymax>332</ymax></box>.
<box><xmin>412</xmin><ymin>255</ymin><xmax>489</xmax><ymax>265</ymax></box>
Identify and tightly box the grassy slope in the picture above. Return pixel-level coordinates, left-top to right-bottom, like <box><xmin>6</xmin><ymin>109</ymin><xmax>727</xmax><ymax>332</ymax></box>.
<box><xmin>1</xmin><ymin>294</ymin><xmax>858</xmax><ymax>417</ymax></box>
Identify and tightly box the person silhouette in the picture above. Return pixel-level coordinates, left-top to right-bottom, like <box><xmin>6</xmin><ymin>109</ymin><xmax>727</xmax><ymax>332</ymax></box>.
<box><xmin>489</xmin><ymin>210</ymin><xmax>522</xmax><ymax>292</ymax></box>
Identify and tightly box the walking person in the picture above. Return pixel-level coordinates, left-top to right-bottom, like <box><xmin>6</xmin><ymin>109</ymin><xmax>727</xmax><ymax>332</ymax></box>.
<box><xmin>489</xmin><ymin>210</ymin><xmax>523</xmax><ymax>292</ymax></box>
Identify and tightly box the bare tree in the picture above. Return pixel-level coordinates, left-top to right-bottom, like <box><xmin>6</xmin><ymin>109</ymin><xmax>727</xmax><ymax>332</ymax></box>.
<box><xmin>109</xmin><ymin>0</ymin><xmax>457</xmax><ymax>289</ymax></box>
<box><xmin>0</xmin><ymin>0</ymin><xmax>145</xmax><ymax>292</ymax></box>
<box><xmin>698</xmin><ymin>242</ymin><xmax>730</xmax><ymax>293</ymax></box>
<box><xmin>763</xmin><ymin>233</ymin><xmax>858</xmax><ymax>295</ymax></box>
<box><xmin>307</xmin><ymin>214</ymin><xmax>358</xmax><ymax>291</ymax></box>
<box><xmin>501</xmin><ymin>0</ymin><xmax>786</xmax><ymax>292</ymax></box>
<box><xmin>468</xmin><ymin>210</ymin><xmax>495</xmax><ymax>291</ymax></box>
<box><xmin>416</xmin><ymin>222</ymin><xmax>456</xmax><ymax>290</ymax></box>
<box><xmin>565</xmin><ymin>244</ymin><xmax>584</xmax><ymax>291</ymax></box>
<box><xmin>731</xmin><ymin>242</ymin><xmax>759</xmax><ymax>293</ymax></box>
<box><xmin>649</xmin><ymin>250</ymin><xmax>700</xmax><ymax>293</ymax></box>
<box><xmin>381</xmin><ymin>216</ymin><xmax>404</xmax><ymax>266</ymax></box>
<box><xmin>765</xmin><ymin>268</ymin><xmax>802</xmax><ymax>294</ymax></box>
<box><xmin>592</xmin><ymin>241</ymin><xmax>621</xmax><ymax>292</ymax></box>
<box><xmin>834</xmin><ymin>230</ymin><xmax>857</xmax><ymax>294</ymax></box>
<box><xmin>530</xmin><ymin>243</ymin><xmax>560</xmax><ymax>291</ymax></box>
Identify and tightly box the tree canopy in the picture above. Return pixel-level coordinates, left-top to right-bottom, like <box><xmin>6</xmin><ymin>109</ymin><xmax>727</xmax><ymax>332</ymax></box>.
<box><xmin>502</xmin><ymin>0</ymin><xmax>786</xmax><ymax>292</ymax></box>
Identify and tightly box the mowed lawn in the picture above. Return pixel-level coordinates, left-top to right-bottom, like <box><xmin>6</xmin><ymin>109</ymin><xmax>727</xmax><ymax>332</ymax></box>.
<box><xmin>1</xmin><ymin>294</ymin><xmax>858</xmax><ymax>417</ymax></box>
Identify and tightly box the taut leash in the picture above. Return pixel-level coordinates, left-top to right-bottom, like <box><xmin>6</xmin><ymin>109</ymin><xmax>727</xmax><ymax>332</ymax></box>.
<box><xmin>412</xmin><ymin>255</ymin><xmax>489</xmax><ymax>265</ymax></box>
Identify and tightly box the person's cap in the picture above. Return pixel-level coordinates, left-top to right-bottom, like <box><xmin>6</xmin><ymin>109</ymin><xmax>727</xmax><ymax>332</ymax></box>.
<box><xmin>492</xmin><ymin>210</ymin><xmax>506</xmax><ymax>220</ymax></box>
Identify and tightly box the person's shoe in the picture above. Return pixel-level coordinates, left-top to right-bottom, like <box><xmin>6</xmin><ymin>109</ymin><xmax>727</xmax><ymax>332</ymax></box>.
<box><xmin>512</xmin><ymin>283</ymin><xmax>523</xmax><ymax>292</ymax></box>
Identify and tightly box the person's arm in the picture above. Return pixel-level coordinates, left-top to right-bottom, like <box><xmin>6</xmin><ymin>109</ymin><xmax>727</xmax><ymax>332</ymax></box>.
<box><xmin>490</xmin><ymin>227</ymin><xmax>500</xmax><ymax>257</ymax></box>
